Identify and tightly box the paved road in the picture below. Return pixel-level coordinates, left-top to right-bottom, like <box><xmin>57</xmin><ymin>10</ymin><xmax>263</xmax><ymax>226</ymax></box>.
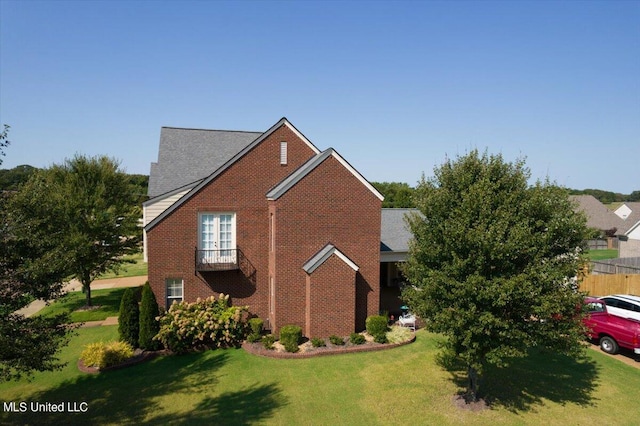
<box><xmin>15</xmin><ymin>275</ymin><xmax>148</xmax><ymax>318</ymax></box>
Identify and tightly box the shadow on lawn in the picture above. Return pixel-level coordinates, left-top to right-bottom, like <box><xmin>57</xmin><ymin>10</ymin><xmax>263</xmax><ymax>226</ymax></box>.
<box><xmin>439</xmin><ymin>349</ymin><xmax>600</xmax><ymax>412</ymax></box>
<box><xmin>4</xmin><ymin>350</ymin><xmax>285</xmax><ymax>425</ymax></box>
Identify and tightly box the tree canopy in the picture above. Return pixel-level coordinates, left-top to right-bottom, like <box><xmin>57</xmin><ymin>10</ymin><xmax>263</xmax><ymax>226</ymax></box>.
<box><xmin>372</xmin><ymin>181</ymin><xmax>416</xmax><ymax>208</ymax></box>
<box><xmin>401</xmin><ymin>150</ymin><xmax>591</xmax><ymax>401</ymax></box>
<box><xmin>7</xmin><ymin>154</ymin><xmax>142</xmax><ymax>307</ymax></box>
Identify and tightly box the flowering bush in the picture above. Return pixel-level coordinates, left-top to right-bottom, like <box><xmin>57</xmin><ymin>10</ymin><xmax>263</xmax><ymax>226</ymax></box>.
<box><xmin>154</xmin><ymin>294</ymin><xmax>248</xmax><ymax>353</ymax></box>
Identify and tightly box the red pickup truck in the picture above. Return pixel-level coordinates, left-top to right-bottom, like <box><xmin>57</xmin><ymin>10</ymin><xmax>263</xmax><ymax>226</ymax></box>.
<box><xmin>583</xmin><ymin>297</ymin><xmax>640</xmax><ymax>356</ymax></box>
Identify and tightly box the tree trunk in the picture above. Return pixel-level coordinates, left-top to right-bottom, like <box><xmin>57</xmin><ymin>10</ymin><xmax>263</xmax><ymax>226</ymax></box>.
<box><xmin>82</xmin><ymin>274</ymin><xmax>92</xmax><ymax>307</ymax></box>
<box><xmin>467</xmin><ymin>366</ymin><xmax>479</xmax><ymax>402</ymax></box>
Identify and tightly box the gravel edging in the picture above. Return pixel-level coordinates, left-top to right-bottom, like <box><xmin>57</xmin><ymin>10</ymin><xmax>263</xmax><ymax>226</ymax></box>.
<box><xmin>242</xmin><ymin>334</ymin><xmax>416</xmax><ymax>359</ymax></box>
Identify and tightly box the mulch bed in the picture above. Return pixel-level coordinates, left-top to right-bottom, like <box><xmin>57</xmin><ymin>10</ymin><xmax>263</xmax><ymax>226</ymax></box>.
<box><xmin>242</xmin><ymin>333</ymin><xmax>416</xmax><ymax>359</ymax></box>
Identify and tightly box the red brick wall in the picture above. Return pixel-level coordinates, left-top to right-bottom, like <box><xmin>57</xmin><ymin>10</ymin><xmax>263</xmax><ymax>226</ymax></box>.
<box><xmin>306</xmin><ymin>254</ymin><xmax>357</xmax><ymax>338</ymax></box>
<box><xmin>147</xmin><ymin>124</ymin><xmax>316</xmax><ymax>318</ymax></box>
<box><xmin>272</xmin><ymin>154</ymin><xmax>382</xmax><ymax>334</ymax></box>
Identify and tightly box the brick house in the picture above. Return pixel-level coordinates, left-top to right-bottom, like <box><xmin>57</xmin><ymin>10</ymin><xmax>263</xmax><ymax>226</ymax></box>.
<box><xmin>144</xmin><ymin>118</ymin><xmax>410</xmax><ymax>337</ymax></box>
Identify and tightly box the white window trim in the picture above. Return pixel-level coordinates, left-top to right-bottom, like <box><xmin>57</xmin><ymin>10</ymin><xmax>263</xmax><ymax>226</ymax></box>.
<box><xmin>166</xmin><ymin>278</ymin><xmax>183</xmax><ymax>308</ymax></box>
<box><xmin>198</xmin><ymin>212</ymin><xmax>237</xmax><ymax>264</ymax></box>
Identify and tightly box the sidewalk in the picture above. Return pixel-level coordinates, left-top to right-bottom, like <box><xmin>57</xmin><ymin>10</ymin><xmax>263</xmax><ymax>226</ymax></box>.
<box><xmin>15</xmin><ymin>275</ymin><xmax>148</xmax><ymax>318</ymax></box>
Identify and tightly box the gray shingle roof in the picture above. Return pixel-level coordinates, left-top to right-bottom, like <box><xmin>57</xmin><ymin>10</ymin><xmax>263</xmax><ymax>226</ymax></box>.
<box><xmin>148</xmin><ymin>127</ymin><xmax>262</xmax><ymax>198</ymax></box>
<box><xmin>381</xmin><ymin>208</ymin><xmax>420</xmax><ymax>252</ymax></box>
<box><xmin>619</xmin><ymin>202</ymin><xmax>640</xmax><ymax>235</ymax></box>
<box><xmin>570</xmin><ymin>195</ymin><xmax>626</xmax><ymax>234</ymax></box>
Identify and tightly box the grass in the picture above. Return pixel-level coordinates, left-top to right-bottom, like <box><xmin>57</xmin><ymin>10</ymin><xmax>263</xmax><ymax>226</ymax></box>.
<box><xmin>36</xmin><ymin>287</ymin><xmax>142</xmax><ymax>322</ymax></box>
<box><xmin>96</xmin><ymin>252</ymin><xmax>147</xmax><ymax>280</ymax></box>
<box><xmin>1</xmin><ymin>328</ymin><xmax>639</xmax><ymax>425</ymax></box>
<box><xmin>586</xmin><ymin>249</ymin><xmax>619</xmax><ymax>261</ymax></box>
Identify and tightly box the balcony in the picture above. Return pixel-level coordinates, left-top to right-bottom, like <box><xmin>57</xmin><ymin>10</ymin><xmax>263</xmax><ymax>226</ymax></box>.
<box><xmin>195</xmin><ymin>248</ymin><xmax>240</xmax><ymax>272</ymax></box>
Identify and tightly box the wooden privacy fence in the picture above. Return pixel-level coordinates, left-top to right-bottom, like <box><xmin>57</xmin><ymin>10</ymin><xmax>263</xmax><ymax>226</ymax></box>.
<box><xmin>580</xmin><ymin>274</ymin><xmax>640</xmax><ymax>296</ymax></box>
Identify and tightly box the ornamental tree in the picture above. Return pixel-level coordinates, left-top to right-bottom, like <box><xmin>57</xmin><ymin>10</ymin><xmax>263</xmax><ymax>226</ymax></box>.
<box><xmin>401</xmin><ymin>150</ymin><xmax>591</xmax><ymax>402</ymax></box>
<box><xmin>7</xmin><ymin>154</ymin><xmax>141</xmax><ymax>306</ymax></box>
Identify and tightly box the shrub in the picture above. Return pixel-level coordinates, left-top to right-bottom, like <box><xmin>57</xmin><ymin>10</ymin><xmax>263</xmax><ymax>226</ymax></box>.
<box><xmin>280</xmin><ymin>325</ymin><xmax>302</xmax><ymax>353</ymax></box>
<box><xmin>118</xmin><ymin>287</ymin><xmax>139</xmax><ymax>348</ymax></box>
<box><xmin>349</xmin><ymin>333</ymin><xmax>365</xmax><ymax>345</ymax></box>
<box><xmin>246</xmin><ymin>317</ymin><xmax>264</xmax><ymax>343</ymax></box>
<box><xmin>80</xmin><ymin>341</ymin><xmax>134</xmax><ymax>369</ymax></box>
<box><xmin>154</xmin><ymin>294</ymin><xmax>248</xmax><ymax>354</ymax></box>
<box><xmin>386</xmin><ymin>325</ymin><xmax>413</xmax><ymax>344</ymax></box>
<box><xmin>329</xmin><ymin>335</ymin><xmax>345</xmax><ymax>346</ymax></box>
<box><xmin>262</xmin><ymin>334</ymin><xmax>276</xmax><ymax>350</ymax></box>
<box><xmin>248</xmin><ymin>318</ymin><xmax>264</xmax><ymax>335</ymax></box>
<box><xmin>374</xmin><ymin>333</ymin><xmax>388</xmax><ymax>344</ymax></box>
<box><xmin>139</xmin><ymin>282</ymin><xmax>161</xmax><ymax>350</ymax></box>
<box><xmin>366</xmin><ymin>315</ymin><xmax>389</xmax><ymax>338</ymax></box>
<box><xmin>311</xmin><ymin>337</ymin><xmax>326</xmax><ymax>347</ymax></box>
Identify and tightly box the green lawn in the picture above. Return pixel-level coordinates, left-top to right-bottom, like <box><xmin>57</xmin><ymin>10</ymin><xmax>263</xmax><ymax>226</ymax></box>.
<box><xmin>96</xmin><ymin>252</ymin><xmax>147</xmax><ymax>280</ymax></box>
<box><xmin>36</xmin><ymin>287</ymin><xmax>141</xmax><ymax>322</ymax></box>
<box><xmin>586</xmin><ymin>249</ymin><xmax>618</xmax><ymax>261</ymax></box>
<box><xmin>1</xmin><ymin>327</ymin><xmax>639</xmax><ymax>425</ymax></box>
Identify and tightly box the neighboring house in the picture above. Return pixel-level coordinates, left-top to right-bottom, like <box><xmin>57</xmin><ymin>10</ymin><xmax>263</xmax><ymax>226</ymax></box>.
<box><xmin>616</xmin><ymin>202</ymin><xmax>640</xmax><ymax>258</ymax></box>
<box><xmin>144</xmin><ymin>118</ymin><xmax>412</xmax><ymax>338</ymax></box>
<box><xmin>570</xmin><ymin>195</ymin><xmax>625</xmax><ymax>236</ymax></box>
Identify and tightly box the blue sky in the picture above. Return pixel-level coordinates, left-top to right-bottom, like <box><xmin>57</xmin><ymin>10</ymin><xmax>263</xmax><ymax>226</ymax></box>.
<box><xmin>1</xmin><ymin>0</ymin><xmax>638</xmax><ymax>193</ymax></box>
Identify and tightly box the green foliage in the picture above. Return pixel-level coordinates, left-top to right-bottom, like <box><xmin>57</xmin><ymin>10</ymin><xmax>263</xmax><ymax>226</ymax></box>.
<box><xmin>349</xmin><ymin>333</ymin><xmax>365</xmax><ymax>345</ymax></box>
<box><xmin>248</xmin><ymin>318</ymin><xmax>264</xmax><ymax>334</ymax></box>
<box><xmin>279</xmin><ymin>325</ymin><xmax>302</xmax><ymax>353</ymax></box>
<box><xmin>118</xmin><ymin>288</ymin><xmax>139</xmax><ymax>348</ymax></box>
<box><xmin>329</xmin><ymin>335</ymin><xmax>345</xmax><ymax>346</ymax></box>
<box><xmin>246</xmin><ymin>318</ymin><xmax>264</xmax><ymax>343</ymax></box>
<box><xmin>138</xmin><ymin>282</ymin><xmax>161</xmax><ymax>351</ymax></box>
<box><xmin>0</xmin><ymin>129</ymin><xmax>76</xmax><ymax>380</ymax></box>
<box><xmin>0</xmin><ymin>124</ymin><xmax>9</xmax><ymax>166</ymax></box>
<box><xmin>402</xmin><ymin>149</ymin><xmax>591</xmax><ymax>400</ymax></box>
<box><xmin>154</xmin><ymin>294</ymin><xmax>248</xmax><ymax>354</ymax></box>
<box><xmin>372</xmin><ymin>181</ymin><xmax>416</xmax><ymax>208</ymax></box>
<box><xmin>262</xmin><ymin>334</ymin><xmax>276</xmax><ymax>350</ymax></box>
<box><xmin>80</xmin><ymin>341</ymin><xmax>134</xmax><ymax>369</ymax></box>
<box><xmin>366</xmin><ymin>315</ymin><xmax>389</xmax><ymax>340</ymax></box>
<box><xmin>311</xmin><ymin>337</ymin><xmax>326</xmax><ymax>347</ymax></box>
<box><xmin>6</xmin><ymin>155</ymin><xmax>141</xmax><ymax>307</ymax></box>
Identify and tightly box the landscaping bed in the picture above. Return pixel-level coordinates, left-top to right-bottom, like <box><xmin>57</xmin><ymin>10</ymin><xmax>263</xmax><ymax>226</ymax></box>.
<box><xmin>243</xmin><ymin>331</ymin><xmax>416</xmax><ymax>359</ymax></box>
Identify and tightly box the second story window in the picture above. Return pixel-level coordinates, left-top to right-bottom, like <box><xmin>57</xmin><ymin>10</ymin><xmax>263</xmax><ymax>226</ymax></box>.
<box><xmin>199</xmin><ymin>213</ymin><xmax>236</xmax><ymax>263</ymax></box>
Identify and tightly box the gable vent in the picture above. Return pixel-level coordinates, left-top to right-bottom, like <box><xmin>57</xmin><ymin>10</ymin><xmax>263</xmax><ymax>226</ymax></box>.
<box><xmin>280</xmin><ymin>141</ymin><xmax>287</xmax><ymax>165</ymax></box>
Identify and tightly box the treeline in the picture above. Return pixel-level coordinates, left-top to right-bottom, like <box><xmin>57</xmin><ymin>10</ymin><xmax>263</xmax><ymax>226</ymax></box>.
<box><xmin>1</xmin><ymin>165</ymin><xmax>637</xmax><ymax>207</ymax></box>
<box><xmin>567</xmin><ymin>188</ymin><xmax>640</xmax><ymax>204</ymax></box>
<box><xmin>0</xmin><ymin>165</ymin><xmax>149</xmax><ymax>203</ymax></box>
<box><xmin>372</xmin><ymin>182</ymin><xmax>640</xmax><ymax>208</ymax></box>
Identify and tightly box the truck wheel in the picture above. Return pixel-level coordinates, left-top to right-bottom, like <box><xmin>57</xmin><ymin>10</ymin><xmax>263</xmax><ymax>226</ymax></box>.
<box><xmin>600</xmin><ymin>336</ymin><xmax>619</xmax><ymax>354</ymax></box>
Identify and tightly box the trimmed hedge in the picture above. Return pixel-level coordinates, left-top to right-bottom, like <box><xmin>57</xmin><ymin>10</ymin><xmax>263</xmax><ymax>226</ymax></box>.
<box><xmin>246</xmin><ymin>317</ymin><xmax>264</xmax><ymax>343</ymax></box>
<box><xmin>349</xmin><ymin>333</ymin><xmax>366</xmax><ymax>345</ymax></box>
<box><xmin>280</xmin><ymin>325</ymin><xmax>302</xmax><ymax>353</ymax></box>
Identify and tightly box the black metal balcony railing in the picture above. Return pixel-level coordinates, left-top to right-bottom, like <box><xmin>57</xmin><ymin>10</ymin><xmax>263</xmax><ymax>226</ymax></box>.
<box><xmin>195</xmin><ymin>248</ymin><xmax>239</xmax><ymax>271</ymax></box>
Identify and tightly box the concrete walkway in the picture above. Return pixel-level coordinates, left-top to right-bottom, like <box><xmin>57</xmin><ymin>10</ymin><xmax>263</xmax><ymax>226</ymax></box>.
<box><xmin>15</xmin><ymin>275</ymin><xmax>148</xmax><ymax>318</ymax></box>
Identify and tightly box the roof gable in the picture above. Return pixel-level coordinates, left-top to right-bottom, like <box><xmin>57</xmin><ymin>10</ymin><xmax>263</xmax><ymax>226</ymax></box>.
<box><xmin>145</xmin><ymin>118</ymin><xmax>320</xmax><ymax>232</ymax></box>
<box><xmin>303</xmin><ymin>244</ymin><xmax>359</xmax><ymax>274</ymax></box>
<box><xmin>569</xmin><ymin>195</ymin><xmax>625</xmax><ymax>232</ymax></box>
<box><xmin>266</xmin><ymin>148</ymin><xmax>384</xmax><ymax>201</ymax></box>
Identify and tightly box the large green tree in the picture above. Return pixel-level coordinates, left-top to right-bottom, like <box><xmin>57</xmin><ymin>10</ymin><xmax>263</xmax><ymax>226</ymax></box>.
<box><xmin>8</xmin><ymin>154</ymin><xmax>141</xmax><ymax>306</ymax></box>
<box><xmin>401</xmin><ymin>150</ymin><xmax>591</xmax><ymax>402</ymax></box>
<box><xmin>1</xmin><ymin>127</ymin><xmax>75</xmax><ymax>381</ymax></box>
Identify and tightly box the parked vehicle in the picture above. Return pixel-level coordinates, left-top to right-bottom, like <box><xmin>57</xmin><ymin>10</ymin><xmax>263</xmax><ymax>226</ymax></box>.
<box><xmin>583</xmin><ymin>297</ymin><xmax>640</xmax><ymax>356</ymax></box>
<box><xmin>598</xmin><ymin>294</ymin><xmax>640</xmax><ymax>322</ymax></box>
